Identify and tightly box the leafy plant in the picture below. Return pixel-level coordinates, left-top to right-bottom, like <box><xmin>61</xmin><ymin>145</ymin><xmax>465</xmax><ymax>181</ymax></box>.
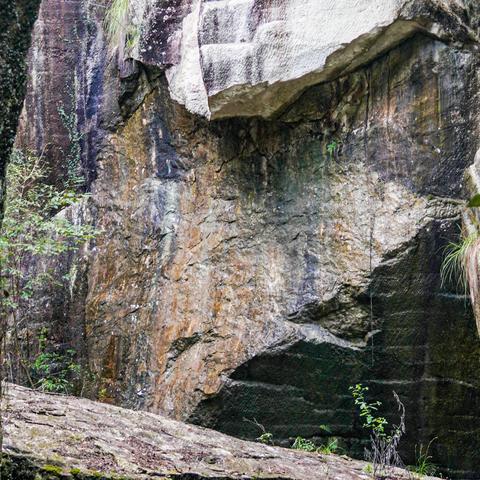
<box><xmin>243</xmin><ymin>418</ymin><xmax>274</xmax><ymax>446</ymax></box>
<box><xmin>363</xmin><ymin>463</ymin><xmax>373</xmax><ymax>475</ymax></box>
<box><xmin>31</xmin><ymin>328</ymin><xmax>82</xmax><ymax>394</ymax></box>
<box><xmin>326</xmin><ymin>139</ymin><xmax>341</xmax><ymax>159</ymax></box>
<box><xmin>292</xmin><ymin>436</ymin><xmax>317</xmax><ymax>452</ymax></box>
<box><xmin>291</xmin><ymin>434</ymin><xmax>340</xmax><ymax>455</ymax></box>
<box><xmin>318</xmin><ymin>437</ymin><xmax>339</xmax><ymax>455</ymax></box>
<box><xmin>409</xmin><ymin>438</ymin><xmax>438</xmax><ymax>477</ymax></box>
<box><xmin>257</xmin><ymin>432</ymin><xmax>273</xmax><ymax>445</ymax></box>
<box><xmin>350</xmin><ymin>384</ymin><xmax>388</xmax><ymax>437</ymax></box>
<box><xmin>350</xmin><ymin>384</ymin><xmax>407</xmax><ymax>479</ymax></box>
<box><xmin>0</xmin><ymin>149</ymin><xmax>96</xmax><ymax>386</ymax></box>
<box><xmin>468</xmin><ymin>194</ymin><xmax>480</xmax><ymax>208</ymax></box>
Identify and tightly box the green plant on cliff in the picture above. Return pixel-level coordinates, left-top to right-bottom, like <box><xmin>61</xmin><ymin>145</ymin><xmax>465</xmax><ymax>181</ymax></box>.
<box><xmin>441</xmin><ymin>231</ymin><xmax>480</xmax><ymax>293</ymax></box>
<box><xmin>292</xmin><ymin>436</ymin><xmax>317</xmax><ymax>452</ymax></box>
<box><xmin>350</xmin><ymin>384</ymin><xmax>406</xmax><ymax>479</ymax></box>
<box><xmin>243</xmin><ymin>418</ymin><xmax>274</xmax><ymax>445</ymax></box>
<box><xmin>31</xmin><ymin>328</ymin><xmax>81</xmax><ymax>393</ymax></box>
<box><xmin>291</xmin><ymin>435</ymin><xmax>340</xmax><ymax>455</ymax></box>
<box><xmin>408</xmin><ymin>438</ymin><xmax>438</xmax><ymax>477</ymax></box>
<box><xmin>104</xmin><ymin>0</ymin><xmax>139</xmax><ymax>53</ymax></box>
<box><xmin>350</xmin><ymin>384</ymin><xmax>388</xmax><ymax>437</ymax></box>
<box><xmin>326</xmin><ymin>139</ymin><xmax>341</xmax><ymax>159</ymax></box>
<box><xmin>58</xmin><ymin>95</ymin><xmax>83</xmax><ymax>186</ymax></box>
<box><xmin>440</xmin><ymin>194</ymin><xmax>480</xmax><ymax>298</ymax></box>
<box><xmin>0</xmin><ymin>149</ymin><xmax>95</xmax><ymax>386</ymax></box>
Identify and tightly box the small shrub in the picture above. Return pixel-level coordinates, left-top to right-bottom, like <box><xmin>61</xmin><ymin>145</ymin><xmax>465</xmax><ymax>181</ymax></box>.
<box><xmin>326</xmin><ymin>139</ymin><xmax>341</xmax><ymax>159</ymax></box>
<box><xmin>257</xmin><ymin>432</ymin><xmax>273</xmax><ymax>445</ymax></box>
<box><xmin>350</xmin><ymin>384</ymin><xmax>407</xmax><ymax>479</ymax></box>
<box><xmin>350</xmin><ymin>384</ymin><xmax>388</xmax><ymax>436</ymax></box>
<box><xmin>31</xmin><ymin>328</ymin><xmax>82</xmax><ymax>394</ymax></box>
<box><xmin>292</xmin><ymin>435</ymin><xmax>340</xmax><ymax>455</ymax></box>
<box><xmin>0</xmin><ymin>148</ymin><xmax>95</xmax><ymax>387</ymax></box>
<box><xmin>363</xmin><ymin>463</ymin><xmax>373</xmax><ymax>475</ymax></box>
<box><xmin>292</xmin><ymin>436</ymin><xmax>317</xmax><ymax>452</ymax></box>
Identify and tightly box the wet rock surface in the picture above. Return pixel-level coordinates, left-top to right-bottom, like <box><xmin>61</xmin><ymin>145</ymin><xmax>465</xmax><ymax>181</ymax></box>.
<box><xmin>12</xmin><ymin>1</ymin><xmax>480</xmax><ymax>479</ymax></box>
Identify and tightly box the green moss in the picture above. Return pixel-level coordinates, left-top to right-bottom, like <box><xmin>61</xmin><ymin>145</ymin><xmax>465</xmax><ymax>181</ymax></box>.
<box><xmin>41</xmin><ymin>465</ymin><xmax>64</xmax><ymax>475</ymax></box>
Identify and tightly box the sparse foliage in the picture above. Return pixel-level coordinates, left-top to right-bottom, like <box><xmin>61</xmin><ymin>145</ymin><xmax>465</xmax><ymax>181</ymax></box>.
<box><xmin>104</xmin><ymin>0</ymin><xmax>139</xmax><ymax>53</ymax></box>
<box><xmin>350</xmin><ymin>384</ymin><xmax>388</xmax><ymax>436</ymax></box>
<box><xmin>31</xmin><ymin>328</ymin><xmax>82</xmax><ymax>393</ymax></box>
<box><xmin>351</xmin><ymin>384</ymin><xmax>407</xmax><ymax>479</ymax></box>
<box><xmin>292</xmin><ymin>436</ymin><xmax>317</xmax><ymax>452</ymax></box>
<box><xmin>317</xmin><ymin>437</ymin><xmax>340</xmax><ymax>455</ymax></box>
<box><xmin>0</xmin><ymin>148</ymin><xmax>95</xmax><ymax>387</ymax></box>
<box><xmin>291</xmin><ymin>427</ymin><xmax>340</xmax><ymax>456</ymax></box>
<box><xmin>243</xmin><ymin>418</ymin><xmax>274</xmax><ymax>445</ymax></box>
<box><xmin>326</xmin><ymin>139</ymin><xmax>341</xmax><ymax>159</ymax></box>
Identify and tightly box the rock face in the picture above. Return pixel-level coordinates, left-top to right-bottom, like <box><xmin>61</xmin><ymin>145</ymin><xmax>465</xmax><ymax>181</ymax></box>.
<box><xmin>13</xmin><ymin>0</ymin><xmax>480</xmax><ymax>479</ymax></box>
<box><xmin>3</xmin><ymin>383</ymin><xmax>428</xmax><ymax>480</ymax></box>
<box><xmin>0</xmin><ymin>0</ymin><xmax>41</xmax><ymax>218</ymax></box>
<box><xmin>134</xmin><ymin>0</ymin><xmax>480</xmax><ymax>119</ymax></box>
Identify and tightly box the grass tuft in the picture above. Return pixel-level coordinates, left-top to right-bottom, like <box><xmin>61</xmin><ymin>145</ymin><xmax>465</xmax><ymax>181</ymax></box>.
<box><xmin>440</xmin><ymin>231</ymin><xmax>480</xmax><ymax>293</ymax></box>
<box><xmin>104</xmin><ymin>0</ymin><xmax>130</xmax><ymax>51</ymax></box>
<box><xmin>408</xmin><ymin>438</ymin><xmax>437</xmax><ymax>477</ymax></box>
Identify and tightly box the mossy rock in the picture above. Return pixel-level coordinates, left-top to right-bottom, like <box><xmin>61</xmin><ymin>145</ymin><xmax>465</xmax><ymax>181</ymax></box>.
<box><xmin>1</xmin><ymin>456</ymin><xmax>134</xmax><ymax>480</ymax></box>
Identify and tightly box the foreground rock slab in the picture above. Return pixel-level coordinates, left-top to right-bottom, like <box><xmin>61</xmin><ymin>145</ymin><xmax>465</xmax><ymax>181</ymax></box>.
<box><xmin>3</xmin><ymin>383</ymin><xmax>425</xmax><ymax>480</ymax></box>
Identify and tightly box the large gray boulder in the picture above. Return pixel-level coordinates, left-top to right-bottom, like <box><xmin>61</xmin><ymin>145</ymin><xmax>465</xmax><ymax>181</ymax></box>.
<box><xmin>133</xmin><ymin>0</ymin><xmax>479</xmax><ymax>118</ymax></box>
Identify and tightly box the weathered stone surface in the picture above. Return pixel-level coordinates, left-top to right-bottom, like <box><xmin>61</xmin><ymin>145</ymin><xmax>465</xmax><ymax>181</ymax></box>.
<box><xmin>13</xmin><ymin>1</ymin><xmax>480</xmax><ymax>479</ymax></box>
<box><xmin>0</xmin><ymin>0</ymin><xmax>41</xmax><ymax>219</ymax></box>
<box><xmin>3</xmin><ymin>383</ymin><xmax>426</xmax><ymax>480</ymax></box>
<box><xmin>132</xmin><ymin>0</ymin><xmax>480</xmax><ymax>119</ymax></box>
<box><xmin>15</xmin><ymin>0</ymin><xmax>109</xmax><ymax>188</ymax></box>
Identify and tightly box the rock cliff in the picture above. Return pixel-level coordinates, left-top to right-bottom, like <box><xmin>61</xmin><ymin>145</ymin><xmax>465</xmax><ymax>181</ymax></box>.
<box><xmin>12</xmin><ymin>0</ymin><xmax>480</xmax><ymax>478</ymax></box>
<box><xmin>0</xmin><ymin>0</ymin><xmax>41</xmax><ymax>218</ymax></box>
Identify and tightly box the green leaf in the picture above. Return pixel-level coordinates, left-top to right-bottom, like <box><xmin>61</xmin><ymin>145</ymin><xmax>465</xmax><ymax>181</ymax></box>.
<box><xmin>467</xmin><ymin>194</ymin><xmax>480</xmax><ymax>208</ymax></box>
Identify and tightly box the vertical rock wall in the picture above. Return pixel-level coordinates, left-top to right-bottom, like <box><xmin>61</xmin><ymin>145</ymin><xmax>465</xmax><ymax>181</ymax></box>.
<box><xmin>14</xmin><ymin>1</ymin><xmax>480</xmax><ymax>478</ymax></box>
<box><xmin>0</xmin><ymin>0</ymin><xmax>41</xmax><ymax>219</ymax></box>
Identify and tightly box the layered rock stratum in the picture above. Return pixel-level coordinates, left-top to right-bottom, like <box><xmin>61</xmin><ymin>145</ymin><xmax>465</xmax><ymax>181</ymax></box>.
<box><xmin>11</xmin><ymin>0</ymin><xmax>480</xmax><ymax>478</ymax></box>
